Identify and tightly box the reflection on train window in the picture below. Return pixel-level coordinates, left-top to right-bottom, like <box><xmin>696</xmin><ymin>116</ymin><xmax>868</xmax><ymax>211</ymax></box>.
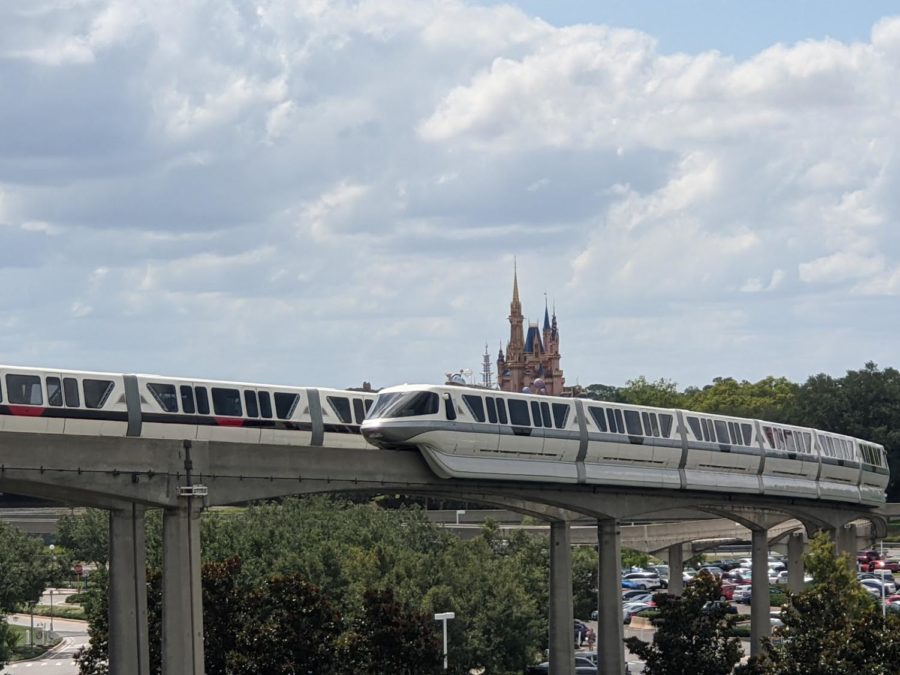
<box><xmin>715</xmin><ymin>420</ymin><xmax>730</xmax><ymax>444</ymax></box>
<box><xmin>530</xmin><ymin>401</ymin><xmax>542</xmax><ymax>427</ymax></box>
<box><xmin>274</xmin><ymin>392</ymin><xmax>300</xmax><ymax>419</ymax></box>
<box><xmin>328</xmin><ymin>396</ymin><xmax>352</xmax><ymax>423</ymax></box>
<box><xmin>495</xmin><ymin>398</ymin><xmax>508</xmax><ymax>424</ymax></box>
<box><xmin>687</xmin><ymin>417</ymin><xmax>702</xmax><ymax>440</ymax></box>
<box><xmin>64</xmin><ymin>378</ymin><xmax>80</xmax><ymax>407</ymax></box>
<box><xmin>552</xmin><ymin>403</ymin><xmax>569</xmax><ymax>429</ymax></box>
<box><xmin>485</xmin><ymin>397</ymin><xmax>498</xmax><ymax>423</ymax></box>
<box><xmin>659</xmin><ymin>414</ymin><xmax>673</xmax><ymax>437</ymax></box>
<box><xmin>508</xmin><ymin>399</ymin><xmax>530</xmax><ymax>426</ymax></box>
<box><xmin>353</xmin><ymin>398</ymin><xmax>366</xmax><ymax>424</ymax></box>
<box><xmin>614</xmin><ymin>409</ymin><xmax>625</xmax><ymax>435</ymax></box>
<box><xmin>6</xmin><ymin>374</ymin><xmax>43</xmax><ymax>405</ymax></box>
<box><xmin>84</xmin><ymin>379</ymin><xmax>114</xmax><ymax>409</ymax></box>
<box><xmin>624</xmin><ymin>410</ymin><xmax>642</xmax><ymax>435</ymax></box>
<box><xmin>180</xmin><ymin>386</ymin><xmax>195</xmax><ymax>414</ymax></box>
<box><xmin>258</xmin><ymin>391</ymin><xmax>273</xmax><ymax>419</ymax></box>
<box><xmin>368</xmin><ymin>393</ymin><xmax>402</xmax><ymax>418</ymax></box>
<box><xmin>212</xmin><ymin>388</ymin><xmax>243</xmax><ymax>417</ymax></box>
<box><xmin>540</xmin><ymin>402</ymin><xmax>552</xmax><ymax>428</ymax></box>
<box><xmin>641</xmin><ymin>412</ymin><xmax>652</xmax><ymax>436</ymax></box>
<box><xmin>148</xmin><ymin>383</ymin><xmax>178</xmax><ymax>413</ymax></box>
<box><xmin>195</xmin><ymin>387</ymin><xmax>210</xmax><ymax>415</ymax></box>
<box><xmin>444</xmin><ymin>396</ymin><xmax>456</xmax><ymax>421</ymax></box>
<box><xmin>606</xmin><ymin>408</ymin><xmax>617</xmax><ymax>433</ymax></box>
<box><xmin>46</xmin><ymin>377</ymin><xmax>63</xmax><ymax>407</ymax></box>
<box><xmin>463</xmin><ymin>395</ymin><xmax>486</xmax><ymax>423</ymax></box>
<box><xmin>364</xmin><ymin>399</ymin><xmax>373</xmax><ymax>413</ymax></box>
<box><xmin>590</xmin><ymin>407</ymin><xmax>608</xmax><ymax>432</ymax></box>
<box><xmin>649</xmin><ymin>413</ymin><xmax>661</xmax><ymax>437</ymax></box>
<box><xmin>244</xmin><ymin>391</ymin><xmax>259</xmax><ymax>418</ymax></box>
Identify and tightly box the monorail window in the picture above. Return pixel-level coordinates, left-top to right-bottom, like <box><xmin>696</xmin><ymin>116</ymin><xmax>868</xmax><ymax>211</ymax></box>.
<box><xmin>660</xmin><ymin>414</ymin><xmax>673</xmax><ymax>437</ymax></box>
<box><xmin>714</xmin><ymin>420</ymin><xmax>730</xmax><ymax>444</ymax></box>
<box><xmin>368</xmin><ymin>393</ymin><xmax>401</xmax><ymax>418</ymax></box>
<box><xmin>540</xmin><ymin>402</ymin><xmax>552</xmax><ymax>428</ymax></box>
<box><xmin>775</xmin><ymin>428</ymin><xmax>786</xmax><ymax>450</ymax></box>
<box><xmin>274</xmin><ymin>392</ymin><xmax>300</xmax><ymax>420</ymax></box>
<box><xmin>180</xmin><ymin>386</ymin><xmax>195</xmax><ymax>414</ymax></box>
<box><xmin>641</xmin><ymin>412</ymin><xmax>652</xmax><ymax>436</ymax></box>
<box><xmin>195</xmin><ymin>387</ymin><xmax>210</xmax><ymax>415</ymax></box>
<box><xmin>590</xmin><ymin>408</ymin><xmax>608</xmax><ymax>432</ymax></box>
<box><xmin>353</xmin><ymin>398</ymin><xmax>366</xmax><ymax>424</ymax></box>
<box><xmin>648</xmin><ymin>413</ymin><xmax>661</xmax><ymax>438</ymax></box>
<box><xmin>212</xmin><ymin>388</ymin><xmax>243</xmax><ymax>417</ymax></box>
<box><xmin>84</xmin><ymin>379</ymin><xmax>113</xmax><ymax>409</ymax></box>
<box><xmin>328</xmin><ymin>396</ymin><xmax>352</xmax><ymax>424</ymax></box>
<box><xmin>381</xmin><ymin>391</ymin><xmax>438</xmax><ymax>418</ymax></box>
<box><xmin>0</xmin><ymin>379</ymin><xmax>2</xmax><ymax>401</ymax></box>
<box><xmin>606</xmin><ymin>408</ymin><xmax>617</xmax><ymax>433</ymax></box>
<box><xmin>784</xmin><ymin>430</ymin><xmax>797</xmax><ymax>452</ymax></box>
<box><xmin>258</xmin><ymin>391</ymin><xmax>273</xmax><ymax>419</ymax></box>
<box><xmin>5</xmin><ymin>374</ymin><xmax>42</xmax><ymax>405</ymax></box>
<box><xmin>530</xmin><ymin>401</ymin><xmax>542</xmax><ymax>427</ymax></box>
<box><xmin>46</xmin><ymin>377</ymin><xmax>63</xmax><ymax>407</ymax></box>
<box><xmin>686</xmin><ymin>417</ymin><xmax>702</xmax><ymax>440</ymax></box>
<box><xmin>64</xmin><ymin>378</ymin><xmax>80</xmax><ymax>407</ymax></box>
<box><xmin>445</xmin><ymin>396</ymin><xmax>457</xmax><ymax>421</ymax></box>
<box><xmin>508</xmin><ymin>399</ymin><xmax>530</xmax><ymax>426</ymax></box>
<box><xmin>148</xmin><ymin>383</ymin><xmax>179</xmax><ymax>413</ymax></box>
<box><xmin>624</xmin><ymin>410</ymin><xmax>642</xmax><ymax>435</ymax></box>
<box><xmin>463</xmin><ymin>395</ymin><xmax>486</xmax><ymax>423</ymax></box>
<box><xmin>614</xmin><ymin>409</ymin><xmax>625</xmax><ymax>434</ymax></box>
<box><xmin>485</xmin><ymin>397</ymin><xmax>498</xmax><ymax>423</ymax></box>
<box><xmin>552</xmin><ymin>403</ymin><xmax>569</xmax><ymax>429</ymax></box>
<box><xmin>496</xmin><ymin>398</ymin><xmax>508</xmax><ymax>424</ymax></box>
<box><xmin>364</xmin><ymin>399</ymin><xmax>373</xmax><ymax>413</ymax></box>
<box><xmin>244</xmin><ymin>391</ymin><xmax>259</xmax><ymax>418</ymax></box>
<box><xmin>800</xmin><ymin>432</ymin><xmax>812</xmax><ymax>452</ymax></box>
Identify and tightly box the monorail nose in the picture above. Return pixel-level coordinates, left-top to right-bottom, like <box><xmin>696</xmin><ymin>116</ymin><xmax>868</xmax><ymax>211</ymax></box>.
<box><xmin>361</xmin><ymin>422</ymin><xmax>419</xmax><ymax>450</ymax></box>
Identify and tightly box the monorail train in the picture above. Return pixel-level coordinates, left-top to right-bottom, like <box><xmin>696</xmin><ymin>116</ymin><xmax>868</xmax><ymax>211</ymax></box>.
<box><xmin>0</xmin><ymin>365</ymin><xmax>375</xmax><ymax>448</ymax></box>
<box><xmin>360</xmin><ymin>384</ymin><xmax>890</xmax><ymax>506</ymax></box>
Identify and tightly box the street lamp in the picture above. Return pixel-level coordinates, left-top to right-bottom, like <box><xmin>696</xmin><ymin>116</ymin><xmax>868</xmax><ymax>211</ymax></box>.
<box><xmin>48</xmin><ymin>544</ymin><xmax>56</xmax><ymax>633</ymax></box>
<box><xmin>455</xmin><ymin>510</ymin><xmax>466</xmax><ymax>525</ymax></box>
<box><xmin>434</xmin><ymin>611</ymin><xmax>455</xmax><ymax>670</ymax></box>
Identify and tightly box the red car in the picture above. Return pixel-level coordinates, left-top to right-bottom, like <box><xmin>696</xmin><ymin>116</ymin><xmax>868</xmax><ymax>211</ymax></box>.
<box><xmin>869</xmin><ymin>560</ymin><xmax>900</xmax><ymax>573</ymax></box>
<box><xmin>720</xmin><ymin>583</ymin><xmax>737</xmax><ymax>601</ymax></box>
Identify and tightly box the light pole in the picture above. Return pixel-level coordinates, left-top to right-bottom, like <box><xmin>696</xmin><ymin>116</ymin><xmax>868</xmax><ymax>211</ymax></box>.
<box><xmin>455</xmin><ymin>510</ymin><xmax>466</xmax><ymax>525</ymax></box>
<box><xmin>49</xmin><ymin>544</ymin><xmax>56</xmax><ymax>633</ymax></box>
<box><xmin>434</xmin><ymin>611</ymin><xmax>455</xmax><ymax>670</ymax></box>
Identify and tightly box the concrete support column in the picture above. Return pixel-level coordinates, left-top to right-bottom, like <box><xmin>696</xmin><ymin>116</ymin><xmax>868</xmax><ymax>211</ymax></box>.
<box><xmin>750</xmin><ymin>528</ymin><xmax>770</xmax><ymax>656</ymax></box>
<box><xmin>596</xmin><ymin>519</ymin><xmax>625</xmax><ymax>675</ymax></box>
<box><xmin>667</xmin><ymin>543</ymin><xmax>684</xmax><ymax>596</ymax></box>
<box><xmin>549</xmin><ymin>521</ymin><xmax>575</xmax><ymax>675</ymax></box>
<box><xmin>836</xmin><ymin>524</ymin><xmax>858</xmax><ymax>572</ymax></box>
<box><xmin>109</xmin><ymin>503</ymin><xmax>149</xmax><ymax>675</ymax></box>
<box><xmin>162</xmin><ymin>502</ymin><xmax>204</xmax><ymax>675</ymax></box>
<box><xmin>787</xmin><ymin>532</ymin><xmax>805</xmax><ymax>593</ymax></box>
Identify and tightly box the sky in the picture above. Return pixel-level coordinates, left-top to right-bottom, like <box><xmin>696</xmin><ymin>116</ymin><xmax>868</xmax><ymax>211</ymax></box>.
<box><xmin>1</xmin><ymin>1</ymin><xmax>899</xmax><ymax>391</ymax></box>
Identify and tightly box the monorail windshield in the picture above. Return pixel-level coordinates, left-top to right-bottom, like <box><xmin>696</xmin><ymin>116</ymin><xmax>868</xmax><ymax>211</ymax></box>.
<box><xmin>368</xmin><ymin>391</ymin><xmax>439</xmax><ymax>419</ymax></box>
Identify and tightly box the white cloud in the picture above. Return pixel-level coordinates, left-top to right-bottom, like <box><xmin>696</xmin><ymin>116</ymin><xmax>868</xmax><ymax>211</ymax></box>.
<box><xmin>1</xmin><ymin>1</ymin><xmax>899</xmax><ymax>388</ymax></box>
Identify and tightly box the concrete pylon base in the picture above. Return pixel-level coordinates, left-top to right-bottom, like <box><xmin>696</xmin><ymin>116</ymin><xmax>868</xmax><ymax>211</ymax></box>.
<box><xmin>162</xmin><ymin>501</ymin><xmax>204</xmax><ymax>675</ymax></box>
<box><xmin>109</xmin><ymin>503</ymin><xmax>149</xmax><ymax>675</ymax></box>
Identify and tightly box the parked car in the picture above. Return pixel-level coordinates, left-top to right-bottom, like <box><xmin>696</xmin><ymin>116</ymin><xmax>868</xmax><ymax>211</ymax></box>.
<box><xmin>720</xmin><ymin>582</ymin><xmax>737</xmax><ymax>601</ymax></box>
<box><xmin>526</xmin><ymin>655</ymin><xmax>598</xmax><ymax>674</ymax></box>
<box><xmin>736</xmin><ymin>585</ymin><xmax>782</xmax><ymax>604</ymax></box>
<box><xmin>622</xmin><ymin>572</ymin><xmax>663</xmax><ymax>590</ymax></box>
<box><xmin>622</xmin><ymin>589</ymin><xmax>654</xmax><ymax>602</ymax></box>
<box><xmin>869</xmin><ymin>559</ymin><xmax>900</xmax><ymax>573</ymax></box>
<box><xmin>732</xmin><ymin>584</ymin><xmax>752</xmax><ymax>603</ymax></box>
<box><xmin>698</xmin><ymin>566</ymin><xmax>724</xmax><ymax>578</ymax></box>
<box><xmin>623</xmin><ymin>602</ymin><xmax>654</xmax><ymax>624</ymax></box>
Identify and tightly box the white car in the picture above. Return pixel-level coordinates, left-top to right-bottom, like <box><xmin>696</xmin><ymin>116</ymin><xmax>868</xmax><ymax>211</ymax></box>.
<box><xmin>733</xmin><ymin>584</ymin><xmax>753</xmax><ymax>603</ymax></box>
<box><xmin>622</xmin><ymin>572</ymin><xmax>663</xmax><ymax>590</ymax></box>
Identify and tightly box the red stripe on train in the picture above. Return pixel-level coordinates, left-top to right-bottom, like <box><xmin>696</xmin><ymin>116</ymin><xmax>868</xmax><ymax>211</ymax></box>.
<box><xmin>214</xmin><ymin>417</ymin><xmax>245</xmax><ymax>427</ymax></box>
<box><xmin>7</xmin><ymin>406</ymin><xmax>46</xmax><ymax>417</ymax></box>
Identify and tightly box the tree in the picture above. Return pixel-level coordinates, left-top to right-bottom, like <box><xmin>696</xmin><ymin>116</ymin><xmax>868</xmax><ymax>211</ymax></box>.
<box><xmin>620</xmin><ymin>376</ymin><xmax>683</xmax><ymax>409</ymax></box>
<box><xmin>683</xmin><ymin>376</ymin><xmax>798</xmax><ymax>421</ymax></box>
<box><xmin>625</xmin><ymin>572</ymin><xmax>742</xmax><ymax>675</ymax></box>
<box><xmin>57</xmin><ymin>509</ymin><xmax>110</xmax><ymax>565</ymax></box>
<box><xmin>341</xmin><ymin>588</ymin><xmax>442</xmax><ymax>674</ymax></box>
<box><xmin>738</xmin><ymin>531</ymin><xmax>900</xmax><ymax>675</ymax></box>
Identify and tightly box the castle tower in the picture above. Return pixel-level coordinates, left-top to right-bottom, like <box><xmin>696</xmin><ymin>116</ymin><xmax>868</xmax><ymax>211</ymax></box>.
<box><xmin>496</xmin><ymin>268</ymin><xmax>565</xmax><ymax>395</ymax></box>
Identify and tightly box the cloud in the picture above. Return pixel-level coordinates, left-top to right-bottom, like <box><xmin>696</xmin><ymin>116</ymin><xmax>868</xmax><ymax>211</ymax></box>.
<box><xmin>1</xmin><ymin>2</ymin><xmax>899</xmax><ymax>388</ymax></box>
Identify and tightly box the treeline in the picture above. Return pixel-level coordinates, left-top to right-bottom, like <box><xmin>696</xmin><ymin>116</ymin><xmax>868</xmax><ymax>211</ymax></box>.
<box><xmin>62</xmin><ymin>499</ymin><xmax>549</xmax><ymax>675</ymax></box>
<box><xmin>583</xmin><ymin>362</ymin><xmax>900</xmax><ymax>500</ymax></box>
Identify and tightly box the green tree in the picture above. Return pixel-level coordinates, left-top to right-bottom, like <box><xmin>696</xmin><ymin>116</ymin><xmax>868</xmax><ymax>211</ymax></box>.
<box><xmin>620</xmin><ymin>376</ymin><xmax>684</xmax><ymax>408</ymax></box>
<box><xmin>342</xmin><ymin>588</ymin><xmax>442</xmax><ymax>674</ymax></box>
<box><xmin>683</xmin><ymin>376</ymin><xmax>798</xmax><ymax>421</ymax></box>
<box><xmin>739</xmin><ymin>531</ymin><xmax>900</xmax><ymax>675</ymax></box>
<box><xmin>625</xmin><ymin>572</ymin><xmax>742</xmax><ymax>675</ymax></box>
<box><xmin>583</xmin><ymin>384</ymin><xmax>624</xmax><ymax>402</ymax></box>
<box><xmin>57</xmin><ymin>509</ymin><xmax>110</xmax><ymax>565</ymax></box>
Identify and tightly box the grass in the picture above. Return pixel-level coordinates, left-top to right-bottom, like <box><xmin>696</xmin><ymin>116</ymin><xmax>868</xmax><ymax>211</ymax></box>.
<box><xmin>7</xmin><ymin>624</ymin><xmax>60</xmax><ymax>662</ymax></box>
<box><xmin>28</xmin><ymin>605</ymin><xmax>86</xmax><ymax>621</ymax></box>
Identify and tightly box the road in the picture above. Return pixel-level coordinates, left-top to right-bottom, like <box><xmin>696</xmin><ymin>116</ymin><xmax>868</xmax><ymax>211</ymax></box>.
<box><xmin>2</xmin><ymin>589</ymin><xmax>88</xmax><ymax>675</ymax></box>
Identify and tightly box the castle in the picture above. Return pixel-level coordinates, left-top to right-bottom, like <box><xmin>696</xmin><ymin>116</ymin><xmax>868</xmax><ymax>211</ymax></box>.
<box><xmin>495</xmin><ymin>268</ymin><xmax>565</xmax><ymax>396</ymax></box>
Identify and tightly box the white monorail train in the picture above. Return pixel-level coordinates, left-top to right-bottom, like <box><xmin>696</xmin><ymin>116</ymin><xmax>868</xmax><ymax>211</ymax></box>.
<box><xmin>360</xmin><ymin>384</ymin><xmax>890</xmax><ymax>506</ymax></box>
<box><xmin>0</xmin><ymin>365</ymin><xmax>375</xmax><ymax>448</ymax></box>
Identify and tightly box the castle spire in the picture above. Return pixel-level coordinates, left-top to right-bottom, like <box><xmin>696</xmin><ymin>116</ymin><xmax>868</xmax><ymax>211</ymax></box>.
<box><xmin>543</xmin><ymin>292</ymin><xmax>551</xmax><ymax>332</ymax></box>
<box><xmin>511</xmin><ymin>258</ymin><xmax>521</xmax><ymax>312</ymax></box>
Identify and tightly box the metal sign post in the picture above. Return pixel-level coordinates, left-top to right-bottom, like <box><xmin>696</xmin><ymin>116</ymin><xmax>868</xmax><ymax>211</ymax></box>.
<box><xmin>434</xmin><ymin>611</ymin><xmax>455</xmax><ymax>670</ymax></box>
